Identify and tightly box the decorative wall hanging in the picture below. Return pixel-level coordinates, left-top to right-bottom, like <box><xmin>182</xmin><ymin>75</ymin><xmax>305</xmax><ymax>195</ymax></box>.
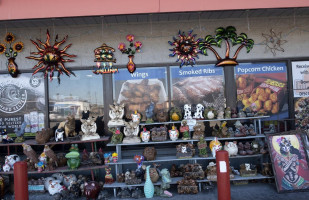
<box><xmin>93</xmin><ymin>43</ymin><xmax>118</xmax><ymax>74</ymax></box>
<box><xmin>26</xmin><ymin>29</ymin><xmax>76</xmax><ymax>83</ymax></box>
<box><xmin>198</xmin><ymin>26</ymin><xmax>254</xmax><ymax>66</ymax></box>
<box><xmin>118</xmin><ymin>34</ymin><xmax>142</xmax><ymax>73</ymax></box>
<box><xmin>262</xmin><ymin>29</ymin><xmax>287</xmax><ymax>56</ymax></box>
<box><xmin>168</xmin><ymin>30</ymin><xmax>200</xmax><ymax>67</ymax></box>
<box><xmin>0</xmin><ymin>33</ymin><xmax>24</xmax><ymax>77</ymax></box>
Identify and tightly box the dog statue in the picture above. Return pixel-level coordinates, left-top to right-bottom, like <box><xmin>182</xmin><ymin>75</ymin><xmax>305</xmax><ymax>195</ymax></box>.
<box><xmin>183</xmin><ymin>104</ymin><xmax>192</xmax><ymax>120</ymax></box>
<box><xmin>193</xmin><ymin>104</ymin><xmax>204</xmax><ymax>119</ymax></box>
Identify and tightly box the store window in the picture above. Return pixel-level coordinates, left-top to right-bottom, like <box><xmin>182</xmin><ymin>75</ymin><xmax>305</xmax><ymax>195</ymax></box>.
<box><xmin>0</xmin><ymin>73</ymin><xmax>46</xmax><ymax>136</ymax></box>
<box><xmin>48</xmin><ymin>70</ymin><xmax>104</xmax><ymax>128</ymax></box>
<box><xmin>235</xmin><ymin>62</ymin><xmax>288</xmax><ymax>120</ymax></box>
<box><xmin>170</xmin><ymin>65</ymin><xmax>225</xmax><ymax>109</ymax></box>
<box><xmin>113</xmin><ymin>67</ymin><xmax>168</xmax><ymax>121</ymax></box>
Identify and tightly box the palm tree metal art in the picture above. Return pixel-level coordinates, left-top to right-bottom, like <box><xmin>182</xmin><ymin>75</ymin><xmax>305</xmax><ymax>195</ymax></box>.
<box><xmin>198</xmin><ymin>26</ymin><xmax>254</xmax><ymax>67</ymax></box>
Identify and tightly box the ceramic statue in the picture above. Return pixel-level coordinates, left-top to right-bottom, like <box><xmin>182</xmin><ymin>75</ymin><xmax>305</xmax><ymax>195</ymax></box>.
<box><xmin>192</xmin><ymin>122</ymin><xmax>205</xmax><ymax>140</ymax></box>
<box><xmin>140</xmin><ymin>127</ymin><xmax>150</xmax><ymax>142</ymax></box>
<box><xmin>193</xmin><ymin>104</ymin><xmax>204</xmax><ymax>119</ymax></box>
<box><xmin>63</xmin><ymin>174</ymin><xmax>77</xmax><ymax>187</ymax></box>
<box><xmin>143</xmin><ymin>147</ymin><xmax>157</xmax><ymax>161</ymax></box>
<box><xmin>58</xmin><ymin>115</ymin><xmax>77</xmax><ymax>138</ymax></box>
<box><xmin>84</xmin><ymin>181</ymin><xmax>100</xmax><ymax>200</ymax></box>
<box><xmin>197</xmin><ymin>137</ymin><xmax>208</xmax><ymax>157</ymax></box>
<box><xmin>131</xmin><ymin>110</ymin><xmax>141</xmax><ymax>124</ymax></box>
<box><xmin>180</xmin><ymin>120</ymin><xmax>190</xmax><ymax>140</ymax></box>
<box><xmin>110</xmin><ymin>128</ymin><xmax>123</xmax><ymax>144</ymax></box>
<box><xmin>183</xmin><ymin>104</ymin><xmax>192</xmax><ymax>120</ymax></box>
<box><xmin>169</xmin><ymin>126</ymin><xmax>179</xmax><ymax>141</ymax></box>
<box><xmin>170</xmin><ymin>107</ymin><xmax>182</xmax><ymax>121</ymax></box>
<box><xmin>55</xmin><ymin>128</ymin><xmax>64</xmax><ymax>142</ymax></box>
<box><xmin>47</xmin><ymin>179</ymin><xmax>63</xmax><ymax>195</ymax></box>
<box><xmin>224</xmin><ymin>141</ymin><xmax>238</xmax><ymax>156</ymax></box>
<box><xmin>80</xmin><ymin>116</ymin><xmax>100</xmax><ymax>141</ymax></box>
<box><xmin>217</xmin><ymin>107</ymin><xmax>225</xmax><ymax>119</ymax></box>
<box><xmin>5</xmin><ymin>154</ymin><xmax>20</xmax><ymax>170</ymax></box>
<box><xmin>123</xmin><ymin>121</ymin><xmax>141</xmax><ymax>144</ymax></box>
<box><xmin>112</xmin><ymin>152</ymin><xmax>118</xmax><ymax>163</ymax></box>
<box><xmin>224</xmin><ymin>107</ymin><xmax>231</xmax><ymax>119</ymax></box>
<box><xmin>108</xmin><ymin>102</ymin><xmax>125</xmax><ymax>127</ymax></box>
<box><xmin>14</xmin><ymin>121</ymin><xmax>26</xmax><ymax>143</ymax></box>
<box><xmin>209</xmin><ymin>137</ymin><xmax>222</xmax><ymax>158</ymax></box>
<box><xmin>145</xmin><ymin>102</ymin><xmax>155</xmax><ymax>123</ymax></box>
<box><xmin>65</xmin><ymin>146</ymin><xmax>80</xmax><ymax>169</ymax></box>
<box><xmin>105</xmin><ymin>167</ymin><xmax>114</xmax><ymax>184</ymax></box>
<box><xmin>144</xmin><ymin>165</ymin><xmax>154</xmax><ymax>198</ymax></box>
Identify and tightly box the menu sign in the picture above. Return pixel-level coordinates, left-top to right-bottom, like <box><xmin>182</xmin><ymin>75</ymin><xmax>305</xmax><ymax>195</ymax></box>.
<box><xmin>292</xmin><ymin>61</ymin><xmax>309</xmax><ymax>97</ymax></box>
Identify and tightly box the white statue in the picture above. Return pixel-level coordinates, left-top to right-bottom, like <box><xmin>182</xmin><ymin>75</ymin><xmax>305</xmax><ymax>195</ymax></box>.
<box><xmin>80</xmin><ymin>116</ymin><xmax>100</xmax><ymax>141</ymax></box>
<box><xmin>122</xmin><ymin>121</ymin><xmax>140</xmax><ymax>144</ymax></box>
<box><xmin>108</xmin><ymin>102</ymin><xmax>125</xmax><ymax>127</ymax></box>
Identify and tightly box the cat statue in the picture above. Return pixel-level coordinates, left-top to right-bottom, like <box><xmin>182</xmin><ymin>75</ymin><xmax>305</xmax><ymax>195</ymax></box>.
<box><xmin>224</xmin><ymin>141</ymin><xmax>238</xmax><ymax>157</ymax></box>
<box><xmin>209</xmin><ymin>137</ymin><xmax>222</xmax><ymax>158</ymax></box>
<box><xmin>63</xmin><ymin>174</ymin><xmax>77</xmax><ymax>187</ymax></box>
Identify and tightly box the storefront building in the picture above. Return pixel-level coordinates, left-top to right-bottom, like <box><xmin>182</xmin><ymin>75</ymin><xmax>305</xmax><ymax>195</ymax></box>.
<box><xmin>1</xmin><ymin>0</ymin><xmax>309</xmax><ymax>198</ymax></box>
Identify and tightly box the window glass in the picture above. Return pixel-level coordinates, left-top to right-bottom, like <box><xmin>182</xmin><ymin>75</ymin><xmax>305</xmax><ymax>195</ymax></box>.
<box><xmin>235</xmin><ymin>62</ymin><xmax>288</xmax><ymax>120</ymax></box>
<box><xmin>48</xmin><ymin>71</ymin><xmax>104</xmax><ymax>128</ymax></box>
<box><xmin>170</xmin><ymin>65</ymin><xmax>225</xmax><ymax>109</ymax></box>
<box><xmin>0</xmin><ymin>73</ymin><xmax>45</xmax><ymax>136</ymax></box>
<box><xmin>113</xmin><ymin>67</ymin><xmax>168</xmax><ymax>121</ymax></box>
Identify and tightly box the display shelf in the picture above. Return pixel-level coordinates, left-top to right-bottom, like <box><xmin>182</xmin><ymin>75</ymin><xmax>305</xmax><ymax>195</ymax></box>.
<box><xmin>103</xmin><ymin>174</ymin><xmax>272</xmax><ymax>188</ymax></box>
<box><xmin>0</xmin><ymin>164</ymin><xmax>107</xmax><ymax>175</ymax></box>
<box><xmin>108</xmin><ymin>154</ymin><xmax>264</xmax><ymax>165</ymax></box>
<box><xmin>0</xmin><ymin>136</ymin><xmax>110</xmax><ymax>147</ymax></box>
<box><xmin>107</xmin><ymin>135</ymin><xmax>265</xmax><ymax>146</ymax></box>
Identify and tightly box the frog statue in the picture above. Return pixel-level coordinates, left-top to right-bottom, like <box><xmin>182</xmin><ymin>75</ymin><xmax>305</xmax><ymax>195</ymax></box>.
<box><xmin>108</xmin><ymin>102</ymin><xmax>125</xmax><ymax>127</ymax></box>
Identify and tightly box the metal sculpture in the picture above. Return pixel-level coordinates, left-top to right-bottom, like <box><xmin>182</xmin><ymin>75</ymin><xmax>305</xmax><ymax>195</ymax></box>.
<box><xmin>93</xmin><ymin>43</ymin><xmax>117</xmax><ymax>74</ymax></box>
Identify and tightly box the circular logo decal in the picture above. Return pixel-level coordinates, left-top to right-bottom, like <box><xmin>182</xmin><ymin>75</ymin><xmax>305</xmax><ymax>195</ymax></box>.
<box><xmin>30</xmin><ymin>75</ymin><xmax>41</xmax><ymax>88</ymax></box>
<box><xmin>0</xmin><ymin>84</ymin><xmax>27</xmax><ymax>113</ymax></box>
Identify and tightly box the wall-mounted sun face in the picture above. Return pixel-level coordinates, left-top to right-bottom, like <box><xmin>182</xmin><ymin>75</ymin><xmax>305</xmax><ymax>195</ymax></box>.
<box><xmin>168</xmin><ymin>30</ymin><xmax>200</xmax><ymax>67</ymax></box>
<box><xmin>26</xmin><ymin>30</ymin><xmax>76</xmax><ymax>83</ymax></box>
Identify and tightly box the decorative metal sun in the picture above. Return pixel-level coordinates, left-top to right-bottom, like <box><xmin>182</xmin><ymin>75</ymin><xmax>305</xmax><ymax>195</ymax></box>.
<box><xmin>168</xmin><ymin>30</ymin><xmax>200</xmax><ymax>67</ymax></box>
<box><xmin>262</xmin><ymin>29</ymin><xmax>287</xmax><ymax>56</ymax></box>
<box><xmin>26</xmin><ymin>30</ymin><xmax>76</xmax><ymax>83</ymax></box>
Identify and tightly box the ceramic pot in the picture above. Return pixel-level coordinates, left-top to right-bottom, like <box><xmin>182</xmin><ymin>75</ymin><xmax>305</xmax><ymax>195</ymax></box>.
<box><xmin>7</xmin><ymin>57</ymin><xmax>19</xmax><ymax>78</ymax></box>
<box><xmin>127</xmin><ymin>55</ymin><xmax>136</xmax><ymax>73</ymax></box>
<box><xmin>144</xmin><ymin>166</ymin><xmax>154</xmax><ymax>198</ymax></box>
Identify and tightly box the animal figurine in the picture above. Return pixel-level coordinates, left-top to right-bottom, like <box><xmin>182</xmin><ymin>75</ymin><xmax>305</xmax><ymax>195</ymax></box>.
<box><xmin>224</xmin><ymin>107</ymin><xmax>231</xmax><ymax>119</ymax></box>
<box><xmin>69</xmin><ymin>181</ymin><xmax>81</xmax><ymax>197</ymax></box>
<box><xmin>156</xmin><ymin>109</ymin><xmax>168</xmax><ymax>122</ymax></box>
<box><xmin>209</xmin><ymin>137</ymin><xmax>222</xmax><ymax>158</ymax></box>
<box><xmin>84</xmin><ymin>181</ymin><xmax>100</xmax><ymax>200</ymax></box>
<box><xmin>80</xmin><ymin>116</ymin><xmax>100</xmax><ymax>141</ymax></box>
<box><xmin>57</xmin><ymin>153</ymin><xmax>67</xmax><ymax>167</ymax></box>
<box><xmin>131</xmin><ymin>110</ymin><xmax>141</xmax><ymax>123</ymax></box>
<box><xmin>35</xmin><ymin>128</ymin><xmax>53</xmax><ymax>144</ymax></box>
<box><xmin>47</xmin><ymin>179</ymin><xmax>63</xmax><ymax>195</ymax></box>
<box><xmin>110</xmin><ymin>128</ymin><xmax>123</xmax><ymax>144</ymax></box>
<box><xmin>224</xmin><ymin>141</ymin><xmax>238</xmax><ymax>156</ymax></box>
<box><xmin>261</xmin><ymin>163</ymin><xmax>273</xmax><ymax>176</ymax></box>
<box><xmin>168</xmin><ymin>126</ymin><xmax>179</xmax><ymax>141</ymax></box>
<box><xmin>145</xmin><ymin>101</ymin><xmax>155</xmax><ymax>123</ymax></box>
<box><xmin>22</xmin><ymin>143</ymin><xmax>39</xmax><ymax>169</ymax></box>
<box><xmin>58</xmin><ymin>115</ymin><xmax>77</xmax><ymax>138</ymax></box>
<box><xmin>183</xmin><ymin>104</ymin><xmax>192</xmax><ymax>120</ymax></box>
<box><xmin>192</xmin><ymin>122</ymin><xmax>205</xmax><ymax>140</ymax></box>
<box><xmin>44</xmin><ymin>145</ymin><xmax>59</xmax><ymax>168</ymax></box>
<box><xmin>14</xmin><ymin>121</ymin><xmax>27</xmax><ymax>143</ymax></box>
<box><xmin>104</xmin><ymin>167</ymin><xmax>114</xmax><ymax>184</ymax></box>
<box><xmin>180</xmin><ymin>120</ymin><xmax>190</xmax><ymax>140</ymax></box>
<box><xmin>63</xmin><ymin>174</ymin><xmax>77</xmax><ymax>187</ymax></box>
<box><xmin>89</xmin><ymin>152</ymin><xmax>103</xmax><ymax>165</ymax></box>
<box><xmin>55</xmin><ymin>128</ymin><xmax>64</xmax><ymax>142</ymax></box>
<box><xmin>5</xmin><ymin>154</ymin><xmax>20</xmax><ymax>169</ymax></box>
<box><xmin>3</xmin><ymin>162</ymin><xmax>10</xmax><ymax>172</ymax></box>
<box><xmin>193</xmin><ymin>103</ymin><xmax>204</xmax><ymax>119</ymax></box>
<box><xmin>140</xmin><ymin>127</ymin><xmax>150</xmax><ymax>142</ymax></box>
<box><xmin>108</xmin><ymin>102</ymin><xmax>125</xmax><ymax>126</ymax></box>
<box><xmin>0</xmin><ymin>129</ymin><xmax>13</xmax><ymax>143</ymax></box>
<box><xmin>52</xmin><ymin>173</ymin><xmax>64</xmax><ymax>183</ymax></box>
<box><xmin>122</xmin><ymin>121</ymin><xmax>140</xmax><ymax>144</ymax></box>
<box><xmin>217</xmin><ymin>107</ymin><xmax>224</xmax><ymax>119</ymax></box>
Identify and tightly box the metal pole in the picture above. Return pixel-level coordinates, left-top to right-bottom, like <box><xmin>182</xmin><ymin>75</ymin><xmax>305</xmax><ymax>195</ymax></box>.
<box><xmin>14</xmin><ymin>161</ymin><xmax>29</xmax><ymax>200</ymax></box>
<box><xmin>216</xmin><ymin>150</ymin><xmax>231</xmax><ymax>200</ymax></box>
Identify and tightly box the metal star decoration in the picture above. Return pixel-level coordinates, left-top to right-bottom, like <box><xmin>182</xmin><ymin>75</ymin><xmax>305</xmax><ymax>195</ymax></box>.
<box><xmin>262</xmin><ymin>29</ymin><xmax>287</xmax><ymax>56</ymax></box>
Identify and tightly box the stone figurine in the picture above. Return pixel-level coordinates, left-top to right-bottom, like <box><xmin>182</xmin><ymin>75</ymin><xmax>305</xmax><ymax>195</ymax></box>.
<box><xmin>193</xmin><ymin>103</ymin><xmax>204</xmax><ymax>119</ymax></box>
<box><xmin>108</xmin><ymin>102</ymin><xmax>125</xmax><ymax>127</ymax></box>
<box><xmin>143</xmin><ymin>147</ymin><xmax>157</xmax><ymax>161</ymax></box>
<box><xmin>140</xmin><ymin>127</ymin><xmax>150</xmax><ymax>142</ymax></box>
<box><xmin>223</xmin><ymin>141</ymin><xmax>238</xmax><ymax>156</ymax></box>
<box><xmin>110</xmin><ymin>128</ymin><xmax>123</xmax><ymax>144</ymax></box>
<box><xmin>55</xmin><ymin>128</ymin><xmax>64</xmax><ymax>142</ymax></box>
<box><xmin>14</xmin><ymin>121</ymin><xmax>27</xmax><ymax>143</ymax></box>
<box><xmin>197</xmin><ymin>137</ymin><xmax>208</xmax><ymax>157</ymax></box>
<box><xmin>123</xmin><ymin>121</ymin><xmax>140</xmax><ymax>144</ymax></box>
<box><xmin>180</xmin><ymin>120</ymin><xmax>190</xmax><ymax>140</ymax></box>
<box><xmin>209</xmin><ymin>137</ymin><xmax>222</xmax><ymax>158</ymax></box>
<box><xmin>131</xmin><ymin>110</ymin><xmax>142</xmax><ymax>124</ymax></box>
<box><xmin>168</xmin><ymin>126</ymin><xmax>179</xmax><ymax>141</ymax></box>
<box><xmin>183</xmin><ymin>104</ymin><xmax>192</xmax><ymax>120</ymax></box>
<box><xmin>192</xmin><ymin>122</ymin><xmax>205</xmax><ymax>140</ymax></box>
<box><xmin>80</xmin><ymin>116</ymin><xmax>100</xmax><ymax>141</ymax></box>
<box><xmin>145</xmin><ymin>101</ymin><xmax>155</xmax><ymax>123</ymax></box>
<box><xmin>58</xmin><ymin>115</ymin><xmax>77</xmax><ymax>138</ymax></box>
<box><xmin>84</xmin><ymin>181</ymin><xmax>100</xmax><ymax>200</ymax></box>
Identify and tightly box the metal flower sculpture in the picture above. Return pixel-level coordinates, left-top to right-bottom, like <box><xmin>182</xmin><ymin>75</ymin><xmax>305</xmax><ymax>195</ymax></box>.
<box><xmin>198</xmin><ymin>26</ymin><xmax>254</xmax><ymax>66</ymax></box>
<box><xmin>93</xmin><ymin>43</ymin><xmax>117</xmax><ymax>74</ymax></box>
<box><xmin>118</xmin><ymin>34</ymin><xmax>142</xmax><ymax>73</ymax></box>
<box><xmin>262</xmin><ymin>29</ymin><xmax>287</xmax><ymax>56</ymax></box>
<box><xmin>26</xmin><ymin>30</ymin><xmax>76</xmax><ymax>83</ymax></box>
<box><xmin>0</xmin><ymin>32</ymin><xmax>24</xmax><ymax>78</ymax></box>
<box><xmin>168</xmin><ymin>30</ymin><xmax>200</xmax><ymax>67</ymax></box>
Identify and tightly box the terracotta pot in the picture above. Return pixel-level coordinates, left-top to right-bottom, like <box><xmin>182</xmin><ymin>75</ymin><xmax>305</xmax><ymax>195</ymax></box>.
<box><xmin>7</xmin><ymin>57</ymin><xmax>19</xmax><ymax>78</ymax></box>
<box><xmin>127</xmin><ymin>55</ymin><xmax>136</xmax><ymax>73</ymax></box>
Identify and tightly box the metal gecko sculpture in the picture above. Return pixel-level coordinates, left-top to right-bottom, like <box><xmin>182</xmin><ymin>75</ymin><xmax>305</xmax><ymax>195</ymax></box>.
<box><xmin>26</xmin><ymin>30</ymin><xmax>76</xmax><ymax>83</ymax></box>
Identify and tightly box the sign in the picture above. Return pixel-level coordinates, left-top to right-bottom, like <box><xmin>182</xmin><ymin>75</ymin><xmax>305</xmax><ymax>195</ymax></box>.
<box><xmin>292</xmin><ymin>61</ymin><xmax>309</xmax><ymax>97</ymax></box>
<box><xmin>113</xmin><ymin>67</ymin><xmax>167</xmax><ymax>81</ymax></box>
<box><xmin>170</xmin><ymin>65</ymin><xmax>225</xmax><ymax>109</ymax></box>
<box><xmin>235</xmin><ymin>62</ymin><xmax>288</xmax><ymax>120</ymax></box>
